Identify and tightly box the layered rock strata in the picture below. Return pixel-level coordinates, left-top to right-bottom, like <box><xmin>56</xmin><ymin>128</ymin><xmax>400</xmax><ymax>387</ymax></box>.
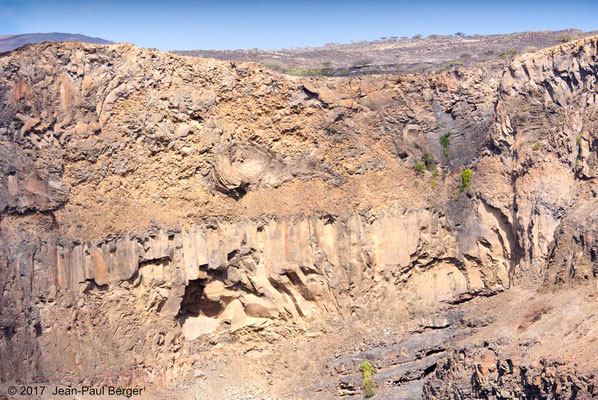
<box><xmin>0</xmin><ymin>36</ymin><xmax>598</xmax><ymax>398</ymax></box>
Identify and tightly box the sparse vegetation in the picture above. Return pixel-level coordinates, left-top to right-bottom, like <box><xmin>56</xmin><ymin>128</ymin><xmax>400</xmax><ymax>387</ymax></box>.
<box><xmin>287</xmin><ymin>67</ymin><xmax>305</xmax><ymax>76</ymax></box>
<box><xmin>412</xmin><ymin>34</ymin><xmax>423</xmax><ymax>39</ymax></box>
<box><xmin>360</xmin><ymin>361</ymin><xmax>376</xmax><ymax>398</ymax></box>
<box><xmin>287</xmin><ymin>66</ymin><xmax>333</xmax><ymax>76</ymax></box>
<box><xmin>498</xmin><ymin>49</ymin><xmax>517</xmax><ymax>60</ymax></box>
<box><xmin>431</xmin><ymin>167</ymin><xmax>439</xmax><ymax>189</ymax></box>
<box><xmin>524</xmin><ymin>46</ymin><xmax>538</xmax><ymax>53</ymax></box>
<box><xmin>523</xmin><ymin>106</ymin><xmax>529</xmax><ymax>112</ymax></box>
<box><xmin>459</xmin><ymin>168</ymin><xmax>473</xmax><ymax>192</ymax></box>
<box><xmin>532</xmin><ymin>141</ymin><xmax>540</xmax><ymax>151</ymax></box>
<box><xmin>440</xmin><ymin>133</ymin><xmax>451</xmax><ymax>156</ymax></box>
<box><xmin>442</xmin><ymin>61</ymin><xmax>464</xmax><ymax>71</ymax></box>
<box><xmin>423</xmin><ymin>152</ymin><xmax>437</xmax><ymax>170</ymax></box>
<box><xmin>576</xmin><ymin>136</ymin><xmax>581</xmax><ymax>145</ymax></box>
<box><xmin>414</xmin><ymin>160</ymin><xmax>425</xmax><ymax>175</ymax></box>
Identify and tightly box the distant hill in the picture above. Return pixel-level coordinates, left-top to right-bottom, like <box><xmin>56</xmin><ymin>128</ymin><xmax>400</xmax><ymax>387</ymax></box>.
<box><xmin>0</xmin><ymin>32</ymin><xmax>113</xmax><ymax>52</ymax></box>
<box><xmin>173</xmin><ymin>29</ymin><xmax>598</xmax><ymax>76</ymax></box>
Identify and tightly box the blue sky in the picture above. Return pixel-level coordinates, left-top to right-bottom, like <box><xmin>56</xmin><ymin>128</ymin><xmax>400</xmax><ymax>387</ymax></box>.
<box><xmin>1</xmin><ymin>0</ymin><xmax>597</xmax><ymax>50</ymax></box>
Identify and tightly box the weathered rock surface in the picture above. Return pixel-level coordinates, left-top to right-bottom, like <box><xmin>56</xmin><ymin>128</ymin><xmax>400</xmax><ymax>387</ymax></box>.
<box><xmin>1</xmin><ymin>36</ymin><xmax>598</xmax><ymax>399</ymax></box>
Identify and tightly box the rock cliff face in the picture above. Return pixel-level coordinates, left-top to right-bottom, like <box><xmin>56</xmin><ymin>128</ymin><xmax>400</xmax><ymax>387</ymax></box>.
<box><xmin>1</xmin><ymin>37</ymin><xmax>598</xmax><ymax>399</ymax></box>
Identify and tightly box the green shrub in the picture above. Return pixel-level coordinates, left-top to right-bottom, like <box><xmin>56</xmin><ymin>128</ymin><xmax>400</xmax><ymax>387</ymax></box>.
<box><xmin>414</xmin><ymin>160</ymin><xmax>425</xmax><ymax>175</ymax></box>
<box><xmin>459</xmin><ymin>168</ymin><xmax>473</xmax><ymax>192</ymax></box>
<box><xmin>440</xmin><ymin>133</ymin><xmax>451</xmax><ymax>156</ymax></box>
<box><xmin>287</xmin><ymin>66</ymin><xmax>332</xmax><ymax>76</ymax></box>
<box><xmin>576</xmin><ymin>136</ymin><xmax>581</xmax><ymax>145</ymax></box>
<box><xmin>522</xmin><ymin>106</ymin><xmax>529</xmax><ymax>112</ymax></box>
<box><xmin>287</xmin><ymin>67</ymin><xmax>305</xmax><ymax>76</ymax></box>
<box><xmin>423</xmin><ymin>152</ymin><xmax>437</xmax><ymax>170</ymax></box>
<box><xmin>442</xmin><ymin>61</ymin><xmax>464</xmax><ymax>71</ymax></box>
<box><xmin>532</xmin><ymin>142</ymin><xmax>540</xmax><ymax>151</ymax></box>
<box><xmin>360</xmin><ymin>361</ymin><xmax>376</xmax><ymax>398</ymax></box>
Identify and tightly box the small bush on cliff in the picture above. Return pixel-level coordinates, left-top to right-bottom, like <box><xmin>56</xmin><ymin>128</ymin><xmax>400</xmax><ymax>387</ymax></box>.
<box><xmin>423</xmin><ymin>152</ymin><xmax>437</xmax><ymax>170</ymax></box>
<box><xmin>459</xmin><ymin>168</ymin><xmax>473</xmax><ymax>192</ymax></box>
<box><xmin>414</xmin><ymin>160</ymin><xmax>425</xmax><ymax>175</ymax></box>
<box><xmin>360</xmin><ymin>361</ymin><xmax>376</xmax><ymax>398</ymax></box>
<box><xmin>532</xmin><ymin>141</ymin><xmax>540</xmax><ymax>151</ymax></box>
<box><xmin>440</xmin><ymin>133</ymin><xmax>451</xmax><ymax>156</ymax></box>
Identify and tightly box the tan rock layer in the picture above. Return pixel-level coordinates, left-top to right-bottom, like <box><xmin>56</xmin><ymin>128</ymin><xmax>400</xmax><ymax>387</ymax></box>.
<box><xmin>42</xmin><ymin>205</ymin><xmax>511</xmax><ymax>338</ymax></box>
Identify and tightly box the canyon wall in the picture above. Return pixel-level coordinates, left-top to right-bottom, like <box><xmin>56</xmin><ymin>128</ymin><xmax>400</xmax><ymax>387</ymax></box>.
<box><xmin>1</xmin><ymin>37</ymin><xmax>598</xmax><ymax>398</ymax></box>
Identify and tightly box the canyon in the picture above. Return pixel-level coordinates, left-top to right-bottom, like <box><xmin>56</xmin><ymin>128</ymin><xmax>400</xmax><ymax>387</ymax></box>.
<box><xmin>0</xmin><ymin>35</ymin><xmax>598</xmax><ymax>399</ymax></box>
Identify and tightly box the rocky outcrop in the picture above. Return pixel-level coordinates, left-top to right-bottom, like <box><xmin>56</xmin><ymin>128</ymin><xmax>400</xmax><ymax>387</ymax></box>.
<box><xmin>424</xmin><ymin>347</ymin><xmax>598</xmax><ymax>399</ymax></box>
<box><xmin>1</xmin><ymin>35</ymin><xmax>598</xmax><ymax>398</ymax></box>
<box><xmin>484</xmin><ymin>37</ymin><xmax>598</xmax><ymax>283</ymax></box>
<box><xmin>34</xmin><ymin>205</ymin><xmax>512</xmax><ymax>341</ymax></box>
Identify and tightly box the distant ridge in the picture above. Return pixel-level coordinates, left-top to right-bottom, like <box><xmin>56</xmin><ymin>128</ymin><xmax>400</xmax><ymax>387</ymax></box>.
<box><xmin>173</xmin><ymin>28</ymin><xmax>598</xmax><ymax>76</ymax></box>
<box><xmin>0</xmin><ymin>32</ymin><xmax>113</xmax><ymax>52</ymax></box>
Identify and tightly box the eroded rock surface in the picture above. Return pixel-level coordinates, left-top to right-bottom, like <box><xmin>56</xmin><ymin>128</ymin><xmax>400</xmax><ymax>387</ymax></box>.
<box><xmin>1</xmin><ymin>36</ymin><xmax>598</xmax><ymax>399</ymax></box>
